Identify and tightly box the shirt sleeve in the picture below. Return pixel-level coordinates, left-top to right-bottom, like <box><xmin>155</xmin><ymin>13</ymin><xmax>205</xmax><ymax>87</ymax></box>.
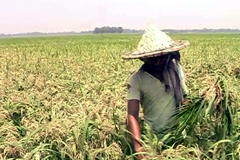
<box><xmin>178</xmin><ymin>64</ymin><xmax>189</xmax><ymax>96</ymax></box>
<box><xmin>127</xmin><ymin>73</ymin><xmax>141</xmax><ymax>101</ymax></box>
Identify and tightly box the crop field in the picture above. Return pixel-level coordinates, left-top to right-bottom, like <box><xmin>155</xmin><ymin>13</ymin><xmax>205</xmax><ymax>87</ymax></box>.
<box><xmin>0</xmin><ymin>34</ymin><xmax>240</xmax><ymax>160</ymax></box>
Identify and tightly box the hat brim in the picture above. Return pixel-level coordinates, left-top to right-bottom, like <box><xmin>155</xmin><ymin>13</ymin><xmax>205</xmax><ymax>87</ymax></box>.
<box><xmin>122</xmin><ymin>40</ymin><xmax>190</xmax><ymax>60</ymax></box>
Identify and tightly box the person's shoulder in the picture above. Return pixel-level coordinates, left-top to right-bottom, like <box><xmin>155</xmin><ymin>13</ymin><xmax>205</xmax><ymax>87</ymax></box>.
<box><xmin>127</xmin><ymin>66</ymin><xmax>145</xmax><ymax>84</ymax></box>
<box><xmin>128</xmin><ymin>70</ymin><xmax>141</xmax><ymax>81</ymax></box>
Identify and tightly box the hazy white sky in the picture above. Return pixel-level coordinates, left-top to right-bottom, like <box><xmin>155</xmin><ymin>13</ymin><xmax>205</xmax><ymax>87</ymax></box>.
<box><xmin>1</xmin><ymin>0</ymin><xmax>240</xmax><ymax>34</ymax></box>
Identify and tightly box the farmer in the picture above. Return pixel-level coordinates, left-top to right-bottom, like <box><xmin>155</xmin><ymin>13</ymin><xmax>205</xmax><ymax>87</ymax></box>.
<box><xmin>122</xmin><ymin>24</ymin><xmax>190</xmax><ymax>158</ymax></box>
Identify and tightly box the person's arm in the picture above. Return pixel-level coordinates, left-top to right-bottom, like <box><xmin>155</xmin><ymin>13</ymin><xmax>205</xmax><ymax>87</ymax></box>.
<box><xmin>127</xmin><ymin>100</ymin><xmax>142</xmax><ymax>153</ymax></box>
<box><xmin>127</xmin><ymin>74</ymin><xmax>145</xmax><ymax>159</ymax></box>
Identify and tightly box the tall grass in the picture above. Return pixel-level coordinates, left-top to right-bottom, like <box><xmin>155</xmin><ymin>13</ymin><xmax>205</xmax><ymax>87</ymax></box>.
<box><xmin>0</xmin><ymin>34</ymin><xmax>240</xmax><ymax>159</ymax></box>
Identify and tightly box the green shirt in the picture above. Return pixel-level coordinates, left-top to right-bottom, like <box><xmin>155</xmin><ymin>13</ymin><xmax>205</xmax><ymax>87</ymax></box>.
<box><xmin>127</xmin><ymin>63</ymin><xmax>188</xmax><ymax>133</ymax></box>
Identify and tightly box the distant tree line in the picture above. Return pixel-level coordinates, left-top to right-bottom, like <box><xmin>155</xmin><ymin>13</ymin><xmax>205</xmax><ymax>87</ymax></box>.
<box><xmin>162</xmin><ymin>28</ymin><xmax>240</xmax><ymax>33</ymax></box>
<box><xmin>93</xmin><ymin>26</ymin><xmax>123</xmax><ymax>34</ymax></box>
<box><xmin>123</xmin><ymin>29</ymin><xmax>144</xmax><ymax>34</ymax></box>
<box><xmin>1</xmin><ymin>28</ymin><xmax>240</xmax><ymax>38</ymax></box>
<box><xmin>0</xmin><ymin>31</ymin><xmax>93</xmax><ymax>38</ymax></box>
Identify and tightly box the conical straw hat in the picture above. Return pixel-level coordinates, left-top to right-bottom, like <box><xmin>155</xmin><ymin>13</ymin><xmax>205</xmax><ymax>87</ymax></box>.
<box><xmin>122</xmin><ymin>24</ymin><xmax>190</xmax><ymax>60</ymax></box>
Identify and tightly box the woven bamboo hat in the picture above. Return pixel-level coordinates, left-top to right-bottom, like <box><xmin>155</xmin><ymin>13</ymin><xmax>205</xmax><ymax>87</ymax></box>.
<box><xmin>122</xmin><ymin>24</ymin><xmax>190</xmax><ymax>60</ymax></box>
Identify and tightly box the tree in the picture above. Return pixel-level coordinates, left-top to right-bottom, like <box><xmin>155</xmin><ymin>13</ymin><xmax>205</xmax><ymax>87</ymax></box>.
<box><xmin>117</xmin><ymin>27</ymin><xmax>123</xmax><ymax>33</ymax></box>
<box><xmin>93</xmin><ymin>26</ymin><xmax>124</xmax><ymax>34</ymax></box>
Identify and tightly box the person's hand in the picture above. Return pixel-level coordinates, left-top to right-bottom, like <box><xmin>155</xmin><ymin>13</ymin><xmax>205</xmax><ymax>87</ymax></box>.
<box><xmin>135</xmin><ymin>147</ymin><xmax>147</xmax><ymax>160</ymax></box>
<box><xmin>137</xmin><ymin>154</ymin><xmax>147</xmax><ymax>160</ymax></box>
<box><xmin>182</xmin><ymin>98</ymin><xmax>191</xmax><ymax>106</ymax></box>
<box><xmin>183</xmin><ymin>98</ymin><xmax>191</xmax><ymax>104</ymax></box>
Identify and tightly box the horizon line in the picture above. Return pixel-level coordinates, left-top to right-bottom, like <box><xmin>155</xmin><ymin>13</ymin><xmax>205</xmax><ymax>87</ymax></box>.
<box><xmin>1</xmin><ymin>27</ymin><xmax>240</xmax><ymax>35</ymax></box>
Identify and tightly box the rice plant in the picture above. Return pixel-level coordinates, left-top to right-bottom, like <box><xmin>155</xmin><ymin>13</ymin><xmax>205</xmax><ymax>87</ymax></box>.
<box><xmin>0</xmin><ymin>34</ymin><xmax>240</xmax><ymax>159</ymax></box>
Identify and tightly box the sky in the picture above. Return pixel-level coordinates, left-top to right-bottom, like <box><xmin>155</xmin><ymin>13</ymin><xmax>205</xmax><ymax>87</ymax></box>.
<box><xmin>0</xmin><ymin>0</ymin><xmax>240</xmax><ymax>34</ymax></box>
